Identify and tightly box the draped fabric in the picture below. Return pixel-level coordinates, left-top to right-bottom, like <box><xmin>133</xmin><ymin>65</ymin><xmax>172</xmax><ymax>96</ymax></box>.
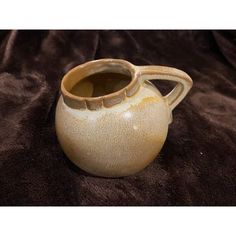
<box><xmin>0</xmin><ymin>30</ymin><xmax>235</xmax><ymax>205</ymax></box>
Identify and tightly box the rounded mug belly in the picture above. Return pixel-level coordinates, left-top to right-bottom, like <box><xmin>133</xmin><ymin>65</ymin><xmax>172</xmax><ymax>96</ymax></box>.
<box><xmin>55</xmin><ymin>83</ymin><xmax>170</xmax><ymax>177</ymax></box>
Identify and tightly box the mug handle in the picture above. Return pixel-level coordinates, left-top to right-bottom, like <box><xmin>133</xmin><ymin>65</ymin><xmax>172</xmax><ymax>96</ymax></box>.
<box><xmin>137</xmin><ymin>66</ymin><xmax>193</xmax><ymax>111</ymax></box>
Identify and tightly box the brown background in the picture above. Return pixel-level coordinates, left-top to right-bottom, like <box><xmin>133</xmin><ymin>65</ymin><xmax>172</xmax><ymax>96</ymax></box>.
<box><xmin>0</xmin><ymin>30</ymin><xmax>236</xmax><ymax>205</ymax></box>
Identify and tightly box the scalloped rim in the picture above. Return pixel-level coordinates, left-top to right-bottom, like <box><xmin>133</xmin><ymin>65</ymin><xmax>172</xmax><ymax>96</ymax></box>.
<box><xmin>61</xmin><ymin>59</ymin><xmax>140</xmax><ymax>110</ymax></box>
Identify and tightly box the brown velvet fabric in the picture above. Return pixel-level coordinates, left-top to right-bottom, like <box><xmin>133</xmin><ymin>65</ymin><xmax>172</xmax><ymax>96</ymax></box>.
<box><xmin>0</xmin><ymin>30</ymin><xmax>236</xmax><ymax>206</ymax></box>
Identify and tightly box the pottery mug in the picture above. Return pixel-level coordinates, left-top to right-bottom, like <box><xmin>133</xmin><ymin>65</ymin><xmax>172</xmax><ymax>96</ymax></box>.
<box><xmin>55</xmin><ymin>59</ymin><xmax>193</xmax><ymax>177</ymax></box>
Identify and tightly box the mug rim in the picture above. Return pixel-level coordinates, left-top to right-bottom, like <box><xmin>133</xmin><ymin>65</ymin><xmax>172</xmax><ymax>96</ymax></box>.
<box><xmin>61</xmin><ymin>58</ymin><xmax>141</xmax><ymax>110</ymax></box>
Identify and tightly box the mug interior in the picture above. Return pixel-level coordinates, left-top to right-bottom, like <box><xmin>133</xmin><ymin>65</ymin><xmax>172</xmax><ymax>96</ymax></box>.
<box><xmin>70</xmin><ymin>72</ymin><xmax>131</xmax><ymax>98</ymax></box>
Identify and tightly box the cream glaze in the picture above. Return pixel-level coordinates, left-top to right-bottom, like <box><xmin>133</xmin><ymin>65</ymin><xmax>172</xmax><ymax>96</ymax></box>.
<box><xmin>56</xmin><ymin>82</ymin><xmax>170</xmax><ymax>177</ymax></box>
<box><xmin>55</xmin><ymin>59</ymin><xmax>192</xmax><ymax>177</ymax></box>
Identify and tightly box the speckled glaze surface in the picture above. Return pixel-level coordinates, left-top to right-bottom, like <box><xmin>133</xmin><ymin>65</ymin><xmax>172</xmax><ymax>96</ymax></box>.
<box><xmin>55</xmin><ymin>59</ymin><xmax>193</xmax><ymax>177</ymax></box>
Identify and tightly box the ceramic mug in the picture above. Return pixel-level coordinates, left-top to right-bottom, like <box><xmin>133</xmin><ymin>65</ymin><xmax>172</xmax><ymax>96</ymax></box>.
<box><xmin>55</xmin><ymin>59</ymin><xmax>193</xmax><ymax>177</ymax></box>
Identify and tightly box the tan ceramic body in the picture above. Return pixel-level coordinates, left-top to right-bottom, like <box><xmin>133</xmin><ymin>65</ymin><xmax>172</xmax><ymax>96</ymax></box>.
<box><xmin>55</xmin><ymin>59</ymin><xmax>192</xmax><ymax>177</ymax></box>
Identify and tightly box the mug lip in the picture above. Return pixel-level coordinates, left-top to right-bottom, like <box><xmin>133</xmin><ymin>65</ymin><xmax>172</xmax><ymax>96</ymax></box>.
<box><xmin>61</xmin><ymin>58</ymin><xmax>141</xmax><ymax>110</ymax></box>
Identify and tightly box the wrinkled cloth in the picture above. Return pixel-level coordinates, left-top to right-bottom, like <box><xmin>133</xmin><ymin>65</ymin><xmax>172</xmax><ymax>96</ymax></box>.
<box><xmin>0</xmin><ymin>30</ymin><xmax>236</xmax><ymax>205</ymax></box>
